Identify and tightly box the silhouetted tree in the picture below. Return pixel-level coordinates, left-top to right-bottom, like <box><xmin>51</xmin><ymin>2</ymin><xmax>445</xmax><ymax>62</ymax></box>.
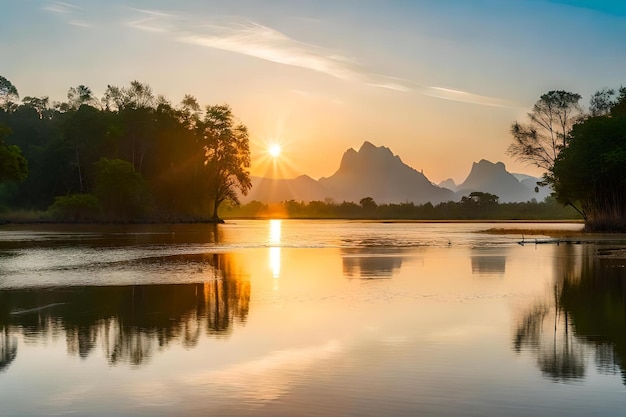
<box><xmin>21</xmin><ymin>96</ymin><xmax>51</xmax><ymax>119</ymax></box>
<box><xmin>199</xmin><ymin>104</ymin><xmax>252</xmax><ymax>221</ymax></box>
<box><xmin>589</xmin><ymin>87</ymin><xmax>620</xmax><ymax>117</ymax></box>
<box><xmin>0</xmin><ymin>76</ymin><xmax>19</xmax><ymax>109</ymax></box>
<box><xmin>359</xmin><ymin>196</ymin><xmax>377</xmax><ymax>210</ymax></box>
<box><xmin>508</xmin><ymin>90</ymin><xmax>582</xmax><ymax>171</ymax></box>
<box><xmin>462</xmin><ymin>191</ymin><xmax>499</xmax><ymax>205</ymax></box>
<box><xmin>67</xmin><ymin>85</ymin><xmax>98</xmax><ymax>110</ymax></box>
<box><xmin>552</xmin><ymin>88</ymin><xmax>626</xmax><ymax>231</ymax></box>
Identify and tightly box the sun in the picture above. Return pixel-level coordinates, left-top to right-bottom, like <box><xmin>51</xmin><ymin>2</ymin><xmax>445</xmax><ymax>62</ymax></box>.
<box><xmin>268</xmin><ymin>144</ymin><xmax>281</xmax><ymax>158</ymax></box>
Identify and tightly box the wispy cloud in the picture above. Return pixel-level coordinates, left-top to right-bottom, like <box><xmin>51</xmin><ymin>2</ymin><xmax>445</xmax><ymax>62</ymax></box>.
<box><xmin>124</xmin><ymin>9</ymin><xmax>511</xmax><ymax>107</ymax></box>
<box><xmin>43</xmin><ymin>1</ymin><xmax>94</xmax><ymax>28</ymax></box>
<box><xmin>424</xmin><ymin>86</ymin><xmax>512</xmax><ymax>107</ymax></box>
<box><xmin>126</xmin><ymin>10</ymin><xmax>410</xmax><ymax>93</ymax></box>
<box><xmin>126</xmin><ymin>8</ymin><xmax>178</xmax><ymax>33</ymax></box>
<box><xmin>68</xmin><ymin>19</ymin><xmax>92</xmax><ymax>28</ymax></box>
<box><xmin>42</xmin><ymin>1</ymin><xmax>81</xmax><ymax>14</ymax></box>
<box><xmin>179</xmin><ymin>22</ymin><xmax>363</xmax><ymax>82</ymax></box>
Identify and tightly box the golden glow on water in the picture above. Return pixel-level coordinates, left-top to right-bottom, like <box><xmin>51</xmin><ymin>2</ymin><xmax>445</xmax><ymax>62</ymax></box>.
<box><xmin>269</xmin><ymin>219</ymin><xmax>282</xmax><ymax>280</ymax></box>
<box><xmin>270</xmin><ymin>247</ymin><xmax>281</xmax><ymax>281</ymax></box>
<box><xmin>2</xmin><ymin>222</ymin><xmax>622</xmax><ymax>417</ymax></box>
<box><xmin>183</xmin><ymin>340</ymin><xmax>343</xmax><ymax>403</ymax></box>
<box><xmin>269</xmin><ymin>219</ymin><xmax>282</xmax><ymax>244</ymax></box>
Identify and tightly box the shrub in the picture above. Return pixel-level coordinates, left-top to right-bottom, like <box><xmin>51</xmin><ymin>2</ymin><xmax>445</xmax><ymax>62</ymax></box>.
<box><xmin>49</xmin><ymin>193</ymin><xmax>101</xmax><ymax>222</ymax></box>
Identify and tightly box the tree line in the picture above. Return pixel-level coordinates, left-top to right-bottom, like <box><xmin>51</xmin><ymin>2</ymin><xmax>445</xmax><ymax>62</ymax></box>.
<box><xmin>223</xmin><ymin>193</ymin><xmax>580</xmax><ymax>220</ymax></box>
<box><xmin>1</xmin><ymin>74</ymin><xmax>624</xmax><ymax>228</ymax></box>
<box><xmin>0</xmin><ymin>76</ymin><xmax>251</xmax><ymax>222</ymax></box>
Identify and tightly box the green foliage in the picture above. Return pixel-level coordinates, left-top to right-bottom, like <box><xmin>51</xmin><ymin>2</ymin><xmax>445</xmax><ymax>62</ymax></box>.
<box><xmin>512</xmin><ymin>87</ymin><xmax>626</xmax><ymax>232</ymax></box>
<box><xmin>0</xmin><ymin>78</ymin><xmax>252</xmax><ymax>222</ymax></box>
<box><xmin>0</xmin><ymin>125</ymin><xmax>28</xmax><ymax>183</ymax></box>
<box><xmin>552</xmin><ymin>108</ymin><xmax>626</xmax><ymax>231</ymax></box>
<box><xmin>48</xmin><ymin>193</ymin><xmax>101</xmax><ymax>222</ymax></box>
<box><xmin>93</xmin><ymin>158</ymin><xmax>147</xmax><ymax>221</ymax></box>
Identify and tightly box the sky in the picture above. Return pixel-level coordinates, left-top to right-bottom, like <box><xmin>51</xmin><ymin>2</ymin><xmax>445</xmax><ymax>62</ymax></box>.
<box><xmin>2</xmin><ymin>0</ymin><xmax>626</xmax><ymax>183</ymax></box>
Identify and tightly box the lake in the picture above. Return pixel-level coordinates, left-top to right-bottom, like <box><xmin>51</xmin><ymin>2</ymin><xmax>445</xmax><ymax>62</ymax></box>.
<box><xmin>1</xmin><ymin>220</ymin><xmax>626</xmax><ymax>416</ymax></box>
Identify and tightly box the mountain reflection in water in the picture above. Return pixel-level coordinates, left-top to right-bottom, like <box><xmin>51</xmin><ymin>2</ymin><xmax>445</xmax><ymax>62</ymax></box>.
<box><xmin>341</xmin><ymin>247</ymin><xmax>406</xmax><ymax>279</ymax></box>
<box><xmin>514</xmin><ymin>244</ymin><xmax>626</xmax><ymax>384</ymax></box>
<box><xmin>0</xmin><ymin>253</ymin><xmax>250</xmax><ymax>370</ymax></box>
<box><xmin>470</xmin><ymin>247</ymin><xmax>508</xmax><ymax>276</ymax></box>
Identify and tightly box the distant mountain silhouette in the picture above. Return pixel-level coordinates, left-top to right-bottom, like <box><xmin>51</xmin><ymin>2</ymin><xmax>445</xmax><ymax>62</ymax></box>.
<box><xmin>438</xmin><ymin>178</ymin><xmax>458</xmax><ymax>192</ymax></box>
<box><xmin>519</xmin><ymin>176</ymin><xmax>552</xmax><ymax>201</ymax></box>
<box><xmin>456</xmin><ymin>160</ymin><xmax>537</xmax><ymax>203</ymax></box>
<box><xmin>317</xmin><ymin>141</ymin><xmax>455</xmax><ymax>204</ymax></box>
<box><xmin>245</xmin><ymin>175</ymin><xmax>328</xmax><ymax>202</ymax></box>
<box><xmin>512</xmin><ymin>173</ymin><xmax>535</xmax><ymax>182</ymax></box>
<box><xmin>241</xmin><ymin>143</ymin><xmax>548</xmax><ymax>205</ymax></box>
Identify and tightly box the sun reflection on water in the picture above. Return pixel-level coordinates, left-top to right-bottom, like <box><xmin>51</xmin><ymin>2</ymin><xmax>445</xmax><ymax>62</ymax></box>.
<box><xmin>269</xmin><ymin>220</ymin><xmax>282</xmax><ymax>281</ymax></box>
<box><xmin>269</xmin><ymin>219</ymin><xmax>281</xmax><ymax>244</ymax></box>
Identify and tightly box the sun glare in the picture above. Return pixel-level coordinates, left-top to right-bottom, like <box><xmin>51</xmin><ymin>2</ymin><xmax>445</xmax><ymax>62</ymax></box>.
<box><xmin>252</xmin><ymin>136</ymin><xmax>298</xmax><ymax>179</ymax></box>
<box><xmin>268</xmin><ymin>144</ymin><xmax>281</xmax><ymax>158</ymax></box>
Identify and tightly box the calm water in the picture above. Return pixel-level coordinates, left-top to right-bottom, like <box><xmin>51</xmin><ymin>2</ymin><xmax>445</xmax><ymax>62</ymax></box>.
<box><xmin>1</xmin><ymin>220</ymin><xmax>626</xmax><ymax>416</ymax></box>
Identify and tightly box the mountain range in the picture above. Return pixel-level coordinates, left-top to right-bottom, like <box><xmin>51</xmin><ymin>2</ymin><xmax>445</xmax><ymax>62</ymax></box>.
<box><xmin>440</xmin><ymin>159</ymin><xmax>551</xmax><ymax>203</ymax></box>
<box><xmin>242</xmin><ymin>141</ymin><xmax>550</xmax><ymax>205</ymax></box>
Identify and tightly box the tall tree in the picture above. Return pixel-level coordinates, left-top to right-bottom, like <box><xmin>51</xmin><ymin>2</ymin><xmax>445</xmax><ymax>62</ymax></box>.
<box><xmin>589</xmin><ymin>88</ymin><xmax>618</xmax><ymax>116</ymax></box>
<box><xmin>21</xmin><ymin>96</ymin><xmax>50</xmax><ymax>119</ymax></box>
<box><xmin>551</xmin><ymin>89</ymin><xmax>626</xmax><ymax>231</ymax></box>
<box><xmin>102</xmin><ymin>81</ymin><xmax>157</xmax><ymax>171</ymax></box>
<box><xmin>0</xmin><ymin>76</ymin><xmax>19</xmax><ymax>109</ymax></box>
<box><xmin>63</xmin><ymin>104</ymin><xmax>107</xmax><ymax>192</ymax></box>
<box><xmin>103</xmin><ymin>81</ymin><xmax>155</xmax><ymax>111</ymax></box>
<box><xmin>123</xmin><ymin>81</ymin><xmax>155</xmax><ymax>110</ymax></box>
<box><xmin>508</xmin><ymin>90</ymin><xmax>583</xmax><ymax>171</ymax></box>
<box><xmin>179</xmin><ymin>95</ymin><xmax>201</xmax><ymax>129</ymax></box>
<box><xmin>67</xmin><ymin>85</ymin><xmax>98</xmax><ymax>110</ymax></box>
<box><xmin>199</xmin><ymin>105</ymin><xmax>252</xmax><ymax>221</ymax></box>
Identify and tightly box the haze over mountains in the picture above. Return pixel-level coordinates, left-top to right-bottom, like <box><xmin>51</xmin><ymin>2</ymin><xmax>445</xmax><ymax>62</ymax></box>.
<box><xmin>443</xmin><ymin>159</ymin><xmax>551</xmax><ymax>203</ymax></box>
<box><xmin>243</xmin><ymin>142</ymin><xmax>549</xmax><ymax>205</ymax></box>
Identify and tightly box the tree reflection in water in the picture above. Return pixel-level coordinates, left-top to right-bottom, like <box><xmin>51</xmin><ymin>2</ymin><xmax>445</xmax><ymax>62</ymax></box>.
<box><xmin>514</xmin><ymin>244</ymin><xmax>626</xmax><ymax>384</ymax></box>
<box><xmin>0</xmin><ymin>326</ymin><xmax>17</xmax><ymax>372</ymax></box>
<box><xmin>0</xmin><ymin>253</ymin><xmax>250</xmax><ymax>369</ymax></box>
